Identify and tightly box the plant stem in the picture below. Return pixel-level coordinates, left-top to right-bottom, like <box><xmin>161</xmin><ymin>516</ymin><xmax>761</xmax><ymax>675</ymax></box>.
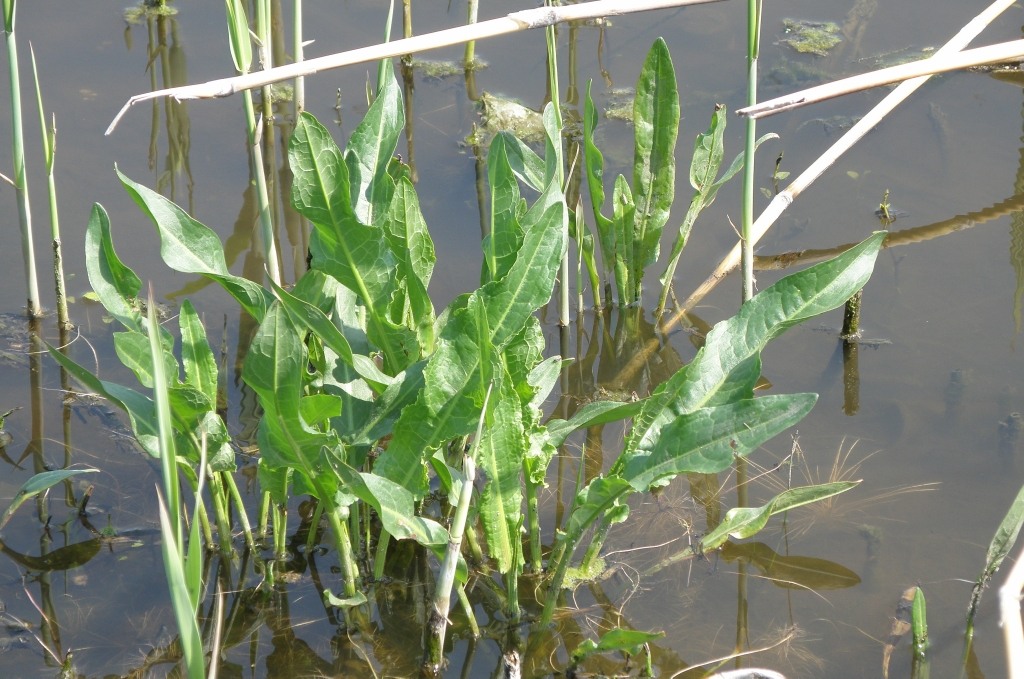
<box><xmin>741</xmin><ymin>0</ymin><xmax>762</xmax><ymax>303</ymax></box>
<box><xmin>4</xmin><ymin>7</ymin><xmax>41</xmax><ymax>317</ymax></box>
<box><xmin>222</xmin><ymin>470</ymin><xmax>256</xmax><ymax>552</ymax></box>
<box><xmin>464</xmin><ymin>0</ymin><xmax>478</xmax><ymax>67</ymax></box>
<box><xmin>29</xmin><ymin>48</ymin><xmax>68</xmax><ymax>329</ymax></box>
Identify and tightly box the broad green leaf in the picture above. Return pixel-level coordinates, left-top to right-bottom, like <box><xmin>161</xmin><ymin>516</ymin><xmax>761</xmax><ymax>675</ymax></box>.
<box><xmin>348</xmin><ymin>360</ymin><xmax>425</xmax><ymax>446</ymax></box>
<box><xmin>84</xmin><ymin>204</ymin><xmax>142</xmax><ymax>331</ymax></box>
<box><xmin>243</xmin><ymin>302</ymin><xmax>339</xmax><ymax>490</ymax></box>
<box><xmin>179</xmin><ymin>301</ymin><xmax>217</xmax><ymax>404</ymax></box>
<box><xmin>299</xmin><ymin>394</ymin><xmax>342</xmax><ymax>426</ymax></box>
<box><xmin>583</xmin><ymin>80</ymin><xmax>615</xmax><ymax>293</ymax></box>
<box><xmin>113</xmin><ymin>330</ymin><xmax>178</xmax><ymax>390</ymax></box>
<box><xmin>345</xmin><ymin>59</ymin><xmax>403</xmax><ymax>226</ymax></box>
<box><xmin>565</xmin><ymin>476</ymin><xmax>632</xmax><ymax>542</ymax></box>
<box><xmin>612</xmin><ymin>175</ymin><xmax>635</xmax><ymax>303</ymax></box>
<box><xmin>387</xmin><ymin>175</ymin><xmax>436</xmax><ymax>288</ymax></box>
<box><xmin>0</xmin><ymin>469</ymin><xmax>98</xmax><ymax>530</ymax></box>
<box><xmin>545</xmin><ymin>399</ymin><xmax>645</xmax><ymax>449</ymax></box>
<box><xmin>542</xmin><ymin>103</ymin><xmax>563</xmax><ymax>187</ymax></box>
<box><xmin>478</xmin><ymin>367</ymin><xmax>525</xmax><ymax>573</ymax></box>
<box><xmin>483</xmin><ymin>134</ymin><xmax>524</xmax><ymax>283</ymax></box>
<box><xmin>689</xmin><ymin>104</ymin><xmax>726</xmax><ymax>194</ymax></box>
<box><xmin>720</xmin><ymin>541</ymin><xmax>861</xmax><ymax>590</ymax></box>
<box><xmin>624</xmin><ymin>232</ymin><xmax>885</xmax><ymax>461</ymax></box>
<box><xmin>291</xmin><ymin>113</ymin><xmax>413</xmax><ymax>373</ymax></box>
<box><xmin>116</xmin><ymin>169</ymin><xmax>270</xmax><ymax>321</ymax></box>
<box><xmin>571</xmin><ymin>628</ymin><xmax>664</xmax><ymax>665</ymax></box>
<box><xmin>701</xmin><ymin>481</ymin><xmax>860</xmax><ymax>551</ymax></box>
<box><xmin>623</xmin><ymin>394</ymin><xmax>817</xmax><ymax>491</ymax></box>
<box><xmin>324</xmin><ymin>589</ymin><xmax>368</xmax><ymax>609</ymax></box>
<box><xmin>375</xmin><ymin>185</ymin><xmax>567</xmax><ymax>493</ymax></box>
<box><xmin>501</xmin><ymin>133</ymin><xmax>545</xmax><ymax>193</ymax></box>
<box><xmin>327</xmin><ymin>457</ymin><xmax>448</xmax><ymax>547</ymax></box>
<box><xmin>631</xmin><ymin>38</ymin><xmax>679</xmax><ymax>288</ymax></box>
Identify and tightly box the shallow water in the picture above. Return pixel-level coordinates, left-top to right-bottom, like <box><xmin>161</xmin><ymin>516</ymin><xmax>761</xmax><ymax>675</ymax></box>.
<box><xmin>0</xmin><ymin>0</ymin><xmax>1022</xmax><ymax>677</ymax></box>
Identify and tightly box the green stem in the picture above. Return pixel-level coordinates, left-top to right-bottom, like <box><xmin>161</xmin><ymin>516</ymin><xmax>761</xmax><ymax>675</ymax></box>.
<box><xmin>326</xmin><ymin>506</ymin><xmax>358</xmax><ymax>597</ymax></box>
<box><xmin>241</xmin><ymin>88</ymin><xmax>281</xmax><ymax>286</ymax></box>
<box><xmin>222</xmin><ymin>470</ymin><xmax>256</xmax><ymax>552</ymax></box>
<box><xmin>741</xmin><ymin>0</ymin><xmax>762</xmax><ymax>303</ymax></box>
<box><xmin>464</xmin><ymin>0</ymin><xmax>477</xmax><ymax>67</ymax></box>
<box><xmin>5</xmin><ymin>18</ymin><xmax>41</xmax><ymax>317</ymax></box>
<box><xmin>525</xmin><ymin>475</ymin><xmax>542</xmax><ymax>572</ymax></box>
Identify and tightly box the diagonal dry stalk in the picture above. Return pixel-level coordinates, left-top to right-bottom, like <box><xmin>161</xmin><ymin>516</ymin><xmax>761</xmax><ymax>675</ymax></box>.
<box><xmin>106</xmin><ymin>0</ymin><xmax>725</xmax><ymax>135</ymax></box>
<box><xmin>741</xmin><ymin>38</ymin><xmax>1024</xmax><ymax>119</ymax></box>
<box><xmin>678</xmin><ymin>0</ymin><xmax>1018</xmax><ymax>312</ymax></box>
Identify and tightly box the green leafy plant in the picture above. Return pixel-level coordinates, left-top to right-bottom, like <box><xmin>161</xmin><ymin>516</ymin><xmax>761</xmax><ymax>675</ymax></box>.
<box><xmin>57</xmin><ymin>45</ymin><xmax>885</xmax><ymax>672</ymax></box>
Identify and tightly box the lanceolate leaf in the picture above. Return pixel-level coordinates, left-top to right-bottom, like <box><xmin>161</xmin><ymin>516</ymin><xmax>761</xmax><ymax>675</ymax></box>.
<box><xmin>478</xmin><ymin>367</ymin><xmax>525</xmax><ymax>574</ymax></box>
<box><xmin>179</xmin><ymin>301</ymin><xmax>217</xmax><ymax>404</ymax></box>
<box><xmin>116</xmin><ymin>170</ymin><xmax>270</xmax><ymax>321</ymax></box>
<box><xmin>701</xmin><ymin>481</ymin><xmax>860</xmax><ymax>551</ymax></box>
<box><xmin>375</xmin><ymin>183</ymin><xmax>567</xmax><ymax>494</ymax></box>
<box><xmin>85</xmin><ymin>204</ymin><xmax>142</xmax><ymax>332</ymax></box>
<box><xmin>483</xmin><ymin>134</ymin><xmax>524</xmax><ymax>283</ymax></box>
<box><xmin>583</xmin><ymin>81</ymin><xmax>615</xmax><ymax>292</ymax></box>
<box><xmin>622</xmin><ymin>394</ymin><xmax>818</xmax><ymax>491</ymax></box>
<box><xmin>291</xmin><ymin>112</ymin><xmax>413</xmax><ymax>373</ymax></box>
<box><xmin>345</xmin><ymin>59</ymin><xmax>403</xmax><ymax>227</ymax></box>
<box><xmin>623</xmin><ymin>232</ymin><xmax>885</xmax><ymax>462</ymax></box>
<box><xmin>327</xmin><ymin>457</ymin><xmax>448</xmax><ymax>547</ymax></box>
<box><xmin>631</xmin><ymin>38</ymin><xmax>679</xmax><ymax>286</ymax></box>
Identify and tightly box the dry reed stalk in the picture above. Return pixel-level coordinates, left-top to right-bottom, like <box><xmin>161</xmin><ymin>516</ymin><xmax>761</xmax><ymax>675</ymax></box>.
<box><xmin>740</xmin><ymin>38</ymin><xmax>1024</xmax><ymax>119</ymax></box>
<box><xmin>678</xmin><ymin>0</ymin><xmax>1018</xmax><ymax>313</ymax></box>
<box><xmin>107</xmin><ymin>0</ymin><xmax>724</xmax><ymax>135</ymax></box>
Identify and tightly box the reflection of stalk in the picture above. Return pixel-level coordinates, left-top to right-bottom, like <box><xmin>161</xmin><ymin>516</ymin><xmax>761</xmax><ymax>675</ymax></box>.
<box><xmin>4</xmin><ymin>0</ymin><xmax>41</xmax><ymax>317</ymax></box>
<box><xmin>28</xmin><ymin>48</ymin><xmax>68</xmax><ymax>330</ymax></box>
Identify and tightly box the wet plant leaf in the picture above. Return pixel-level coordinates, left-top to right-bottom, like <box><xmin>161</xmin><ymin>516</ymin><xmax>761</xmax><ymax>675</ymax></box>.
<box><xmin>324</xmin><ymin>589</ymin><xmax>368</xmax><ymax>609</ymax></box>
<box><xmin>179</xmin><ymin>301</ymin><xmax>217</xmax><ymax>404</ymax></box>
<box><xmin>116</xmin><ymin>170</ymin><xmax>270</xmax><ymax>321</ymax></box>
<box><xmin>701</xmin><ymin>481</ymin><xmax>860</xmax><ymax>551</ymax></box>
<box><xmin>85</xmin><ymin>204</ymin><xmax>142</xmax><ymax>331</ymax></box>
<box><xmin>327</xmin><ymin>456</ymin><xmax>448</xmax><ymax>547</ymax></box>
<box><xmin>583</xmin><ymin>81</ymin><xmax>615</xmax><ymax>298</ymax></box>
<box><xmin>545</xmin><ymin>399</ymin><xmax>645</xmax><ymax>448</ymax></box>
<box><xmin>0</xmin><ymin>468</ymin><xmax>98</xmax><ymax>530</ymax></box>
<box><xmin>113</xmin><ymin>330</ymin><xmax>177</xmax><ymax>390</ymax></box>
<box><xmin>345</xmin><ymin>59</ymin><xmax>402</xmax><ymax>226</ymax></box>
<box><xmin>624</xmin><ymin>232</ymin><xmax>885</xmax><ymax>461</ymax></box>
<box><xmin>566</xmin><ymin>476</ymin><xmax>632</xmax><ymax>541</ymax></box>
<box><xmin>501</xmin><ymin>133</ymin><xmax>545</xmax><ymax>192</ymax></box>
<box><xmin>631</xmin><ymin>37</ymin><xmax>679</xmax><ymax>299</ymax></box>
<box><xmin>623</xmin><ymin>394</ymin><xmax>818</xmax><ymax>491</ymax></box>
<box><xmin>612</xmin><ymin>175</ymin><xmax>635</xmax><ymax>304</ymax></box>
<box><xmin>375</xmin><ymin>183</ymin><xmax>566</xmax><ymax>494</ymax></box>
<box><xmin>291</xmin><ymin>112</ymin><xmax>415</xmax><ymax>373</ymax></box>
<box><xmin>478</xmin><ymin>367</ymin><xmax>525</xmax><ymax>573</ymax></box>
<box><xmin>483</xmin><ymin>133</ymin><xmax>525</xmax><ymax>283</ymax></box>
<box><xmin>47</xmin><ymin>346</ymin><xmax>159</xmax><ymax>455</ymax></box>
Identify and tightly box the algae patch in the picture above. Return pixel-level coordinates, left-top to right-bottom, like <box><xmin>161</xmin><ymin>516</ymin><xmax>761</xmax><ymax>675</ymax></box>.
<box><xmin>779</xmin><ymin>19</ymin><xmax>842</xmax><ymax>57</ymax></box>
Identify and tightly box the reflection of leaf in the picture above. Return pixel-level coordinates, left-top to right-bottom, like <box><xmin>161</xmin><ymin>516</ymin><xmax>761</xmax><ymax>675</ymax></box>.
<box><xmin>0</xmin><ymin>537</ymin><xmax>102</xmax><ymax>572</ymax></box>
<box><xmin>720</xmin><ymin>541</ymin><xmax>860</xmax><ymax>590</ymax></box>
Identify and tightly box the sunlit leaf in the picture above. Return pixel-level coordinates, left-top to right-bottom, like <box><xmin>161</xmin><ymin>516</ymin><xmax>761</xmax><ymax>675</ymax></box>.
<box><xmin>701</xmin><ymin>482</ymin><xmax>860</xmax><ymax>551</ymax></box>
<box><xmin>116</xmin><ymin>169</ymin><xmax>270</xmax><ymax>321</ymax></box>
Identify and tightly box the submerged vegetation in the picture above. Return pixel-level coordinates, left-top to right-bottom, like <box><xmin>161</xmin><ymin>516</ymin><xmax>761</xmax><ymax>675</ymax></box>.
<box><xmin>1</xmin><ymin>0</ymin><xmax>1024</xmax><ymax>677</ymax></box>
